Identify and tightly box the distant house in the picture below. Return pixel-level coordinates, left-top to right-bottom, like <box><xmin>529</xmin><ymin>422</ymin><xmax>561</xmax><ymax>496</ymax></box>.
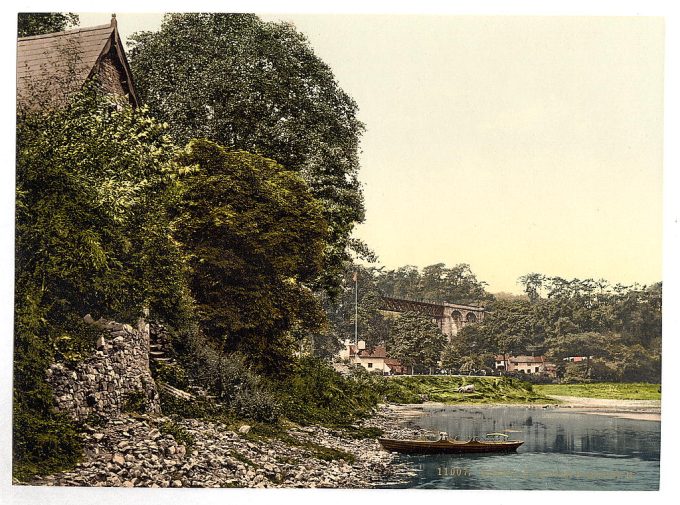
<box><xmin>384</xmin><ymin>358</ymin><xmax>407</xmax><ymax>375</ymax></box>
<box><xmin>338</xmin><ymin>340</ymin><xmax>404</xmax><ymax>375</ymax></box>
<box><xmin>17</xmin><ymin>15</ymin><xmax>138</xmax><ymax>111</ymax></box>
<box><xmin>563</xmin><ymin>356</ymin><xmax>593</xmax><ymax>363</ymax></box>
<box><xmin>495</xmin><ymin>354</ymin><xmax>556</xmax><ymax>377</ymax></box>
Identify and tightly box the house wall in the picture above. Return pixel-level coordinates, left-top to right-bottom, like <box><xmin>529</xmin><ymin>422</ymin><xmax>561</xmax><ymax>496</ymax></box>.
<box><xmin>352</xmin><ymin>356</ymin><xmax>387</xmax><ymax>373</ymax></box>
<box><xmin>98</xmin><ymin>48</ymin><xmax>128</xmax><ymax>102</ymax></box>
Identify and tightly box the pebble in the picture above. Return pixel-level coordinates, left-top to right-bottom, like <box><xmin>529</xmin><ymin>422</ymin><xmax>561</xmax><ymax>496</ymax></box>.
<box><xmin>23</xmin><ymin>406</ymin><xmax>420</xmax><ymax>488</ymax></box>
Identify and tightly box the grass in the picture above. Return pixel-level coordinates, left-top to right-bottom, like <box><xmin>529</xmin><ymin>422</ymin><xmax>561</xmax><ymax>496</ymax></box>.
<box><xmin>212</xmin><ymin>416</ymin><xmax>357</xmax><ymax>463</ymax></box>
<box><xmin>294</xmin><ymin>440</ymin><xmax>356</xmax><ymax>463</ymax></box>
<box><xmin>385</xmin><ymin>376</ymin><xmax>552</xmax><ymax>404</ymax></box>
<box><xmin>534</xmin><ymin>382</ymin><xmax>661</xmax><ymax>400</ymax></box>
<box><xmin>159</xmin><ymin>420</ymin><xmax>195</xmax><ymax>451</ymax></box>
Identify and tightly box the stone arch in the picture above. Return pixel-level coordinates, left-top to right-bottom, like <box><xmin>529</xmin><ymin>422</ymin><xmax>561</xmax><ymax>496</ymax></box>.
<box><xmin>451</xmin><ymin>310</ymin><xmax>462</xmax><ymax>322</ymax></box>
<box><xmin>465</xmin><ymin>312</ymin><xmax>477</xmax><ymax>323</ymax></box>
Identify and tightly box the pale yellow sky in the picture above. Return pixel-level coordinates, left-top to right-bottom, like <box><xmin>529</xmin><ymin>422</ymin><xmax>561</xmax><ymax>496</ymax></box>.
<box><xmin>79</xmin><ymin>13</ymin><xmax>665</xmax><ymax>294</ymax></box>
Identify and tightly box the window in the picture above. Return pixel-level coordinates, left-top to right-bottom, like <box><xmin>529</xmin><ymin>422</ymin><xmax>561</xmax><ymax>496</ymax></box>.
<box><xmin>367</xmin><ymin>363</ymin><xmax>373</xmax><ymax>368</ymax></box>
<box><xmin>535</xmin><ymin>366</ymin><xmax>539</xmax><ymax>373</ymax></box>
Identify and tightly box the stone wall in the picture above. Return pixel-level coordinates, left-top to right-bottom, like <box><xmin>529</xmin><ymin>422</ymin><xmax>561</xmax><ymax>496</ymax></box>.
<box><xmin>46</xmin><ymin>315</ymin><xmax>161</xmax><ymax>420</ymax></box>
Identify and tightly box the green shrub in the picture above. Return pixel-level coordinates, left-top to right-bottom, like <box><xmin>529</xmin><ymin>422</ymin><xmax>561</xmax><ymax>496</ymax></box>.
<box><xmin>158</xmin><ymin>388</ymin><xmax>222</xmax><ymax>418</ymax></box>
<box><xmin>152</xmin><ymin>361</ymin><xmax>188</xmax><ymax>389</ymax></box>
<box><xmin>159</xmin><ymin>420</ymin><xmax>195</xmax><ymax>450</ymax></box>
<box><xmin>382</xmin><ymin>376</ymin><xmax>549</xmax><ymax>404</ymax></box>
<box><xmin>122</xmin><ymin>391</ymin><xmax>148</xmax><ymax>414</ymax></box>
<box><xmin>12</xmin><ymin>404</ymin><xmax>82</xmax><ymax>482</ymax></box>
<box><xmin>178</xmin><ymin>333</ymin><xmax>281</xmax><ymax>423</ymax></box>
<box><xmin>276</xmin><ymin>356</ymin><xmax>387</xmax><ymax>426</ymax></box>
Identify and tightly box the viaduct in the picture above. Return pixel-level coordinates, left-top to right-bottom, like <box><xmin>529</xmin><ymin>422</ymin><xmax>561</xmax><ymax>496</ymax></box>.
<box><xmin>379</xmin><ymin>296</ymin><xmax>486</xmax><ymax>339</ymax></box>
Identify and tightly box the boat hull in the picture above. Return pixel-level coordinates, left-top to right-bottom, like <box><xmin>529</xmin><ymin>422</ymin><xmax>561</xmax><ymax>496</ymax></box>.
<box><xmin>378</xmin><ymin>438</ymin><xmax>524</xmax><ymax>454</ymax></box>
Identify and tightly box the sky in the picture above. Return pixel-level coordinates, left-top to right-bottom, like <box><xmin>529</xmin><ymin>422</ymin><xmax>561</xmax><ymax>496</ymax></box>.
<box><xmin>76</xmin><ymin>12</ymin><xmax>665</xmax><ymax>294</ymax></box>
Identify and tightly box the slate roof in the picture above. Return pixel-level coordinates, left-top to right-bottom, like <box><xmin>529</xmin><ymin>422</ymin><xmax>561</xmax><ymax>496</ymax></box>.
<box><xmin>16</xmin><ymin>17</ymin><xmax>137</xmax><ymax>110</ymax></box>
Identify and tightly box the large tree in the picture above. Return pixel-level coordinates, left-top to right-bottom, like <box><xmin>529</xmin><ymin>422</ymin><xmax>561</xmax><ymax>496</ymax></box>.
<box><xmin>389</xmin><ymin>312</ymin><xmax>447</xmax><ymax>374</ymax></box>
<box><xmin>173</xmin><ymin>139</ymin><xmax>329</xmax><ymax>375</ymax></box>
<box><xmin>129</xmin><ymin>13</ymin><xmax>366</xmax><ymax>295</ymax></box>
<box><xmin>376</xmin><ymin>263</ymin><xmax>493</xmax><ymax>305</ymax></box>
<box><xmin>17</xmin><ymin>12</ymin><xmax>79</xmax><ymax>37</ymax></box>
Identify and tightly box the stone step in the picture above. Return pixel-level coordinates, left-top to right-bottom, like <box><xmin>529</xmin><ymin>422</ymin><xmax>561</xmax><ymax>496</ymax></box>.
<box><xmin>159</xmin><ymin>382</ymin><xmax>194</xmax><ymax>401</ymax></box>
<box><xmin>151</xmin><ymin>357</ymin><xmax>175</xmax><ymax>364</ymax></box>
<box><xmin>149</xmin><ymin>350</ymin><xmax>166</xmax><ymax>357</ymax></box>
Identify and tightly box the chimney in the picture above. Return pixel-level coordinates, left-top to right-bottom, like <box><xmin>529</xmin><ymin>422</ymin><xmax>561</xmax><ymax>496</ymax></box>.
<box><xmin>357</xmin><ymin>340</ymin><xmax>366</xmax><ymax>350</ymax></box>
<box><xmin>111</xmin><ymin>13</ymin><xmax>117</xmax><ymax>28</ymax></box>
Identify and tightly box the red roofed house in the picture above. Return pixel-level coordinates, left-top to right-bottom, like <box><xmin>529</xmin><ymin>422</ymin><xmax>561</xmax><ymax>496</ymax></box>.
<box><xmin>495</xmin><ymin>354</ymin><xmax>556</xmax><ymax>377</ymax></box>
<box><xmin>563</xmin><ymin>356</ymin><xmax>593</xmax><ymax>363</ymax></box>
<box><xmin>338</xmin><ymin>340</ymin><xmax>404</xmax><ymax>374</ymax></box>
<box><xmin>17</xmin><ymin>15</ymin><xmax>138</xmax><ymax>111</ymax></box>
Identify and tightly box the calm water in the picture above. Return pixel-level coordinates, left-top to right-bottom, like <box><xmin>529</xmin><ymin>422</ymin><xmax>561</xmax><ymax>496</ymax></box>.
<box><xmin>389</xmin><ymin>406</ymin><xmax>660</xmax><ymax>490</ymax></box>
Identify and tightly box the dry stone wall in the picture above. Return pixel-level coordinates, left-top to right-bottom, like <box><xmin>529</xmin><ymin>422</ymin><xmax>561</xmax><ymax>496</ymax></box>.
<box><xmin>46</xmin><ymin>315</ymin><xmax>161</xmax><ymax>420</ymax></box>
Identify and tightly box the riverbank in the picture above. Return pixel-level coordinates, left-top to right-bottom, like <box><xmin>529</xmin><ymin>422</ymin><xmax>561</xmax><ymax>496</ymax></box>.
<box><xmin>20</xmin><ymin>394</ymin><xmax>661</xmax><ymax>488</ymax></box>
<box><xmin>23</xmin><ymin>406</ymin><xmax>421</xmax><ymax>488</ymax></box>
<box><xmin>543</xmin><ymin>395</ymin><xmax>661</xmax><ymax>421</ymax></box>
<box><xmin>385</xmin><ymin>375</ymin><xmax>552</xmax><ymax>404</ymax></box>
<box><xmin>391</xmin><ymin>396</ymin><xmax>661</xmax><ymax>422</ymax></box>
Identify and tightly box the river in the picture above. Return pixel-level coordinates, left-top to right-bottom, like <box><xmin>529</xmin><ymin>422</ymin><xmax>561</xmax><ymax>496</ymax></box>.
<box><xmin>386</xmin><ymin>405</ymin><xmax>660</xmax><ymax>490</ymax></box>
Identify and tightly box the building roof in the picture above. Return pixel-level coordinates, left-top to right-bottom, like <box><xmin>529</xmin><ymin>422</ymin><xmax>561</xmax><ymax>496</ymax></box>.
<box><xmin>17</xmin><ymin>16</ymin><xmax>138</xmax><ymax>110</ymax></box>
<box><xmin>510</xmin><ymin>355</ymin><xmax>545</xmax><ymax>364</ymax></box>
<box><xmin>352</xmin><ymin>344</ymin><xmax>387</xmax><ymax>359</ymax></box>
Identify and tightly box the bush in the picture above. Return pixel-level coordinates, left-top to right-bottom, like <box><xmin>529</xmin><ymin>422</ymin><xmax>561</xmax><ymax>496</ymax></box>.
<box><xmin>276</xmin><ymin>356</ymin><xmax>388</xmax><ymax>426</ymax></box>
<box><xmin>152</xmin><ymin>361</ymin><xmax>188</xmax><ymax>389</ymax></box>
<box><xmin>180</xmin><ymin>333</ymin><xmax>281</xmax><ymax>423</ymax></box>
<box><xmin>13</xmin><ymin>404</ymin><xmax>82</xmax><ymax>482</ymax></box>
<box><xmin>502</xmin><ymin>371</ymin><xmax>556</xmax><ymax>384</ymax></box>
<box><xmin>122</xmin><ymin>391</ymin><xmax>148</xmax><ymax>414</ymax></box>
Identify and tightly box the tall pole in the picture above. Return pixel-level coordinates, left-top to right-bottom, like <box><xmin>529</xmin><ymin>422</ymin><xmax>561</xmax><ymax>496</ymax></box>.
<box><xmin>354</xmin><ymin>271</ymin><xmax>358</xmax><ymax>344</ymax></box>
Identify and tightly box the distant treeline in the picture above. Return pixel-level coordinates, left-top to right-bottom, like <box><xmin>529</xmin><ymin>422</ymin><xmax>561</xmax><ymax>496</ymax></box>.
<box><xmin>317</xmin><ymin>264</ymin><xmax>661</xmax><ymax>382</ymax></box>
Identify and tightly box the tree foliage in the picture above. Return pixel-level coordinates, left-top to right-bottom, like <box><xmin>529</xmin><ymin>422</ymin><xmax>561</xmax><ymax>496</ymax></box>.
<box><xmin>128</xmin><ymin>13</ymin><xmax>366</xmax><ymax>295</ymax></box>
<box><xmin>17</xmin><ymin>87</ymin><xmax>187</xmax><ymax>327</ymax></box>
<box><xmin>15</xmin><ymin>87</ymin><xmax>187</xmax><ymax>478</ymax></box>
<box><xmin>471</xmin><ymin>275</ymin><xmax>662</xmax><ymax>382</ymax></box>
<box><xmin>18</xmin><ymin>12</ymin><xmax>79</xmax><ymax>37</ymax></box>
<box><xmin>389</xmin><ymin>312</ymin><xmax>448</xmax><ymax>373</ymax></box>
<box><xmin>376</xmin><ymin>263</ymin><xmax>493</xmax><ymax>305</ymax></box>
<box><xmin>173</xmin><ymin>139</ymin><xmax>329</xmax><ymax>375</ymax></box>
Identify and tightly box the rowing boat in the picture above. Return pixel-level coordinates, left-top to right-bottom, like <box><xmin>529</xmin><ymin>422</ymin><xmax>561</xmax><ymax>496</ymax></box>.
<box><xmin>377</xmin><ymin>433</ymin><xmax>523</xmax><ymax>454</ymax></box>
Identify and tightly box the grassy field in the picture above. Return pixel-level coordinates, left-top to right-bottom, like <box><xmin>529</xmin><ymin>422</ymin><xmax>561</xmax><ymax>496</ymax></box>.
<box><xmin>534</xmin><ymin>383</ymin><xmax>661</xmax><ymax>400</ymax></box>
<box><xmin>384</xmin><ymin>376</ymin><xmax>552</xmax><ymax>404</ymax></box>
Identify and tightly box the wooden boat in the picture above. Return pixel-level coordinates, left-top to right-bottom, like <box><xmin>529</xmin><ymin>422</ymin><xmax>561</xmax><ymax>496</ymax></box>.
<box><xmin>378</xmin><ymin>433</ymin><xmax>523</xmax><ymax>454</ymax></box>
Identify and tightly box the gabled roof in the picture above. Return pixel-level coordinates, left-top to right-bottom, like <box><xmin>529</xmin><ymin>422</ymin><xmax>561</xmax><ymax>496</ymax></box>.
<box><xmin>17</xmin><ymin>16</ymin><xmax>138</xmax><ymax>110</ymax></box>
<box><xmin>356</xmin><ymin>345</ymin><xmax>387</xmax><ymax>359</ymax></box>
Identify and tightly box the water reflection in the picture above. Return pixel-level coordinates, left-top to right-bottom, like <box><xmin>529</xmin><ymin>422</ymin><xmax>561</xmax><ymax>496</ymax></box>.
<box><xmin>389</xmin><ymin>406</ymin><xmax>660</xmax><ymax>490</ymax></box>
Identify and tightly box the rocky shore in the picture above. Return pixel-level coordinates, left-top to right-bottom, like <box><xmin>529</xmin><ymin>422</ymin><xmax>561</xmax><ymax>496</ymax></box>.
<box><xmin>25</xmin><ymin>405</ymin><xmax>426</xmax><ymax>488</ymax></box>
